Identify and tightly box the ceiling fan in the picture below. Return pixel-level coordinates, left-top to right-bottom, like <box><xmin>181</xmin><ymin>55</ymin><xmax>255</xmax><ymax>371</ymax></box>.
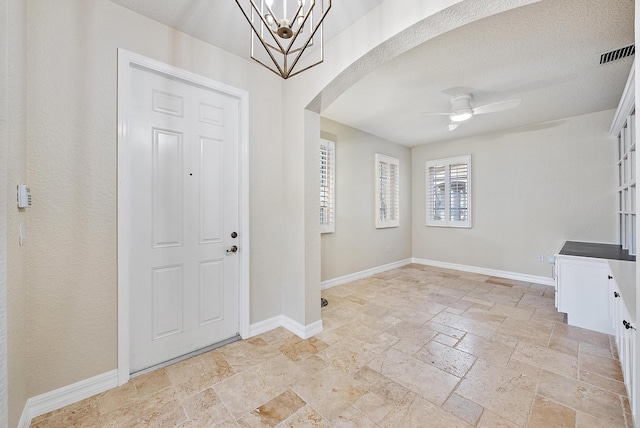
<box><xmin>420</xmin><ymin>93</ymin><xmax>521</xmax><ymax>131</ymax></box>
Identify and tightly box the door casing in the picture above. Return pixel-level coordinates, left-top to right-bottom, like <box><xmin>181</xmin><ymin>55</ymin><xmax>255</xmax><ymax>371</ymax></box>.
<box><xmin>116</xmin><ymin>49</ymin><xmax>250</xmax><ymax>385</ymax></box>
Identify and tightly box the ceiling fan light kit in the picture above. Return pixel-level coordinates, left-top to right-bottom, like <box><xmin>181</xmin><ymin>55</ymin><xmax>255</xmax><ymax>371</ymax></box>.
<box><xmin>235</xmin><ymin>0</ymin><xmax>331</xmax><ymax>79</ymax></box>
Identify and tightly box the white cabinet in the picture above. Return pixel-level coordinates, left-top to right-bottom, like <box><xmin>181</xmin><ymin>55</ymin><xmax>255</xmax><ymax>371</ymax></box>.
<box><xmin>555</xmin><ymin>255</ymin><xmax>613</xmax><ymax>335</ymax></box>
<box><xmin>608</xmin><ymin>261</ymin><xmax>637</xmax><ymax>421</ymax></box>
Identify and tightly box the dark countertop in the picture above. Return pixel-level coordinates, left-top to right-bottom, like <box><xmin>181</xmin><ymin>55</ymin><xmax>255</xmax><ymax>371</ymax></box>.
<box><xmin>559</xmin><ymin>241</ymin><xmax>636</xmax><ymax>262</ymax></box>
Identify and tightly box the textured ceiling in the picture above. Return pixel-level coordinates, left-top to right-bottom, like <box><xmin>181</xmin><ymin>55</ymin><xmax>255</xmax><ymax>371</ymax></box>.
<box><xmin>322</xmin><ymin>0</ymin><xmax>635</xmax><ymax>146</ymax></box>
<box><xmin>110</xmin><ymin>0</ymin><xmax>634</xmax><ymax>147</ymax></box>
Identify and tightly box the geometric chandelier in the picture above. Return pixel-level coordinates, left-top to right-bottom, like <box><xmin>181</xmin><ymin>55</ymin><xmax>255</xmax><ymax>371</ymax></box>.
<box><xmin>234</xmin><ymin>0</ymin><xmax>332</xmax><ymax>79</ymax></box>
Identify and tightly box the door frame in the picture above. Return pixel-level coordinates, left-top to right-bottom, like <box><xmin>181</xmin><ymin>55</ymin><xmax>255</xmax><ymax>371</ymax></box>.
<box><xmin>116</xmin><ymin>49</ymin><xmax>250</xmax><ymax>385</ymax></box>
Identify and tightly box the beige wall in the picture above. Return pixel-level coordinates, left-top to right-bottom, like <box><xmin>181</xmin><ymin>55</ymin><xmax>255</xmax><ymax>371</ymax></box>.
<box><xmin>5</xmin><ymin>0</ymin><xmax>28</xmax><ymax>425</ymax></box>
<box><xmin>412</xmin><ymin>110</ymin><xmax>618</xmax><ymax>278</ymax></box>
<box><xmin>25</xmin><ymin>0</ymin><xmax>283</xmax><ymax>397</ymax></box>
<box><xmin>320</xmin><ymin>118</ymin><xmax>412</xmax><ymax>281</ymax></box>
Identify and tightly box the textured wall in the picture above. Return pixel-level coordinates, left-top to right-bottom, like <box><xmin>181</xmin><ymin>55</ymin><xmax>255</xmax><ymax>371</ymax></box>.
<box><xmin>5</xmin><ymin>0</ymin><xmax>28</xmax><ymax>425</ymax></box>
<box><xmin>320</xmin><ymin>118</ymin><xmax>412</xmax><ymax>282</ymax></box>
<box><xmin>26</xmin><ymin>0</ymin><xmax>283</xmax><ymax>397</ymax></box>
<box><xmin>412</xmin><ymin>110</ymin><xmax>617</xmax><ymax>277</ymax></box>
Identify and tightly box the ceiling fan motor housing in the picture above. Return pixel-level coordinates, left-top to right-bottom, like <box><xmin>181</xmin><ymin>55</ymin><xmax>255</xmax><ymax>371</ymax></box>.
<box><xmin>450</xmin><ymin>93</ymin><xmax>473</xmax><ymax>122</ymax></box>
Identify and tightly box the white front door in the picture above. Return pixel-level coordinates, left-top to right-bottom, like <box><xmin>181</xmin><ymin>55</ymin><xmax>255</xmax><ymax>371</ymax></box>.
<box><xmin>124</xmin><ymin>63</ymin><xmax>241</xmax><ymax>373</ymax></box>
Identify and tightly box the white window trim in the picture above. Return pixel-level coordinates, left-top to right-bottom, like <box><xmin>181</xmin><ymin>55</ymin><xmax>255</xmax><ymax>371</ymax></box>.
<box><xmin>426</xmin><ymin>155</ymin><xmax>472</xmax><ymax>228</ymax></box>
<box><xmin>375</xmin><ymin>153</ymin><xmax>400</xmax><ymax>229</ymax></box>
<box><xmin>320</xmin><ymin>139</ymin><xmax>335</xmax><ymax>234</ymax></box>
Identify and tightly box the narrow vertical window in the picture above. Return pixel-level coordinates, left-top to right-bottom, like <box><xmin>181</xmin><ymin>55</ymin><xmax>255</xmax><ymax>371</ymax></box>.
<box><xmin>375</xmin><ymin>154</ymin><xmax>400</xmax><ymax>228</ymax></box>
<box><xmin>320</xmin><ymin>139</ymin><xmax>335</xmax><ymax>233</ymax></box>
<box><xmin>426</xmin><ymin>155</ymin><xmax>471</xmax><ymax>228</ymax></box>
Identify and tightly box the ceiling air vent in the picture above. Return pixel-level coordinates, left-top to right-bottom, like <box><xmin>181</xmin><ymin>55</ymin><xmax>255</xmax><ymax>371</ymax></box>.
<box><xmin>599</xmin><ymin>44</ymin><xmax>635</xmax><ymax>65</ymax></box>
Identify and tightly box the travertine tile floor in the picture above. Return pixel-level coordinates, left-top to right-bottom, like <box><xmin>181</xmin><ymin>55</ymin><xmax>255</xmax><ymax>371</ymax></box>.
<box><xmin>32</xmin><ymin>264</ymin><xmax>632</xmax><ymax>427</ymax></box>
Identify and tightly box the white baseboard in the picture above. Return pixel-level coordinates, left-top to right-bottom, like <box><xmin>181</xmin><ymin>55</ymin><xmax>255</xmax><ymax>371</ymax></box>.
<box><xmin>321</xmin><ymin>258</ymin><xmax>413</xmax><ymax>290</ymax></box>
<box><xmin>18</xmin><ymin>370</ymin><xmax>118</xmax><ymax>427</ymax></box>
<box><xmin>411</xmin><ymin>258</ymin><xmax>555</xmax><ymax>287</ymax></box>
<box><xmin>248</xmin><ymin>315</ymin><xmax>284</xmax><ymax>337</ymax></box>
<box><xmin>249</xmin><ymin>315</ymin><xmax>323</xmax><ymax>340</ymax></box>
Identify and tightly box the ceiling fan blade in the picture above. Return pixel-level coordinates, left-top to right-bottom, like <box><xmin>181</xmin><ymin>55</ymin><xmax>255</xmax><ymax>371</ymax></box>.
<box><xmin>418</xmin><ymin>111</ymin><xmax>450</xmax><ymax>115</ymax></box>
<box><xmin>473</xmin><ymin>99</ymin><xmax>521</xmax><ymax>115</ymax></box>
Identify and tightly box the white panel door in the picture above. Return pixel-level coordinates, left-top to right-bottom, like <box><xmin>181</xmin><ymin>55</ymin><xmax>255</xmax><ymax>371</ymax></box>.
<box><xmin>126</xmin><ymin>66</ymin><xmax>240</xmax><ymax>373</ymax></box>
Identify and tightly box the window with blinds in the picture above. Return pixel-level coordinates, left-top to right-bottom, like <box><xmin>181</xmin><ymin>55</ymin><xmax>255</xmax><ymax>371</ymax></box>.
<box><xmin>426</xmin><ymin>155</ymin><xmax>471</xmax><ymax>228</ymax></box>
<box><xmin>375</xmin><ymin>154</ymin><xmax>400</xmax><ymax>228</ymax></box>
<box><xmin>320</xmin><ymin>139</ymin><xmax>335</xmax><ymax>233</ymax></box>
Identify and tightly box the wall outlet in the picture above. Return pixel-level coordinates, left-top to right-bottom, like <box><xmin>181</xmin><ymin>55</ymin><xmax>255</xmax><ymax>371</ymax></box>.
<box><xmin>537</xmin><ymin>254</ymin><xmax>544</xmax><ymax>262</ymax></box>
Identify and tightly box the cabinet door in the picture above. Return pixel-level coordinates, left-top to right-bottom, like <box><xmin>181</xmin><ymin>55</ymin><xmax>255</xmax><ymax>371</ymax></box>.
<box><xmin>556</xmin><ymin>259</ymin><xmax>612</xmax><ymax>334</ymax></box>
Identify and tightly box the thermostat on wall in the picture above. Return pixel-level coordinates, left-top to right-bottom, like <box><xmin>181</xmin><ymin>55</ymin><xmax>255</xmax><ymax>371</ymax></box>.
<box><xmin>17</xmin><ymin>184</ymin><xmax>31</xmax><ymax>208</ymax></box>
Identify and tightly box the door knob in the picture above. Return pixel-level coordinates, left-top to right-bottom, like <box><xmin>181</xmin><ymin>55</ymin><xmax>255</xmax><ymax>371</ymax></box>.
<box><xmin>226</xmin><ymin>245</ymin><xmax>238</xmax><ymax>255</ymax></box>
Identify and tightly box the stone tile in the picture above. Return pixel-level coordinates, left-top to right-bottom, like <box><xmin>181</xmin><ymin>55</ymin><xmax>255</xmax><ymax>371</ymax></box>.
<box><xmin>281</xmin><ymin>405</ymin><xmax>326</xmax><ymax>427</ymax></box>
<box><xmin>316</xmin><ymin>341</ymin><xmax>376</xmax><ymax>375</ymax></box>
<box><xmin>488</xmin><ymin>303</ymin><xmax>535</xmax><ymax>321</ymax></box>
<box><xmin>528</xmin><ymin>395</ymin><xmax>576</xmax><ymax>428</ymax></box>
<box><xmin>477</xmin><ymin>409</ymin><xmax>519</xmax><ymax>427</ymax></box>
<box><xmin>368</xmin><ymin>348</ymin><xmax>460</xmax><ymax>406</ymax></box>
<box><xmin>362</xmin><ymin>332</ymin><xmax>399</xmax><ymax>354</ymax></box>
<box><xmin>103</xmin><ymin>388</ymin><xmax>185</xmax><ymax>427</ymax></box>
<box><xmin>217</xmin><ymin>338</ymin><xmax>280</xmax><ymax>372</ymax></box>
<box><xmin>424</xmin><ymin>320</ymin><xmax>467</xmax><ymax>339</ymax></box>
<box><xmin>552</xmin><ymin>323</ymin><xmax>611</xmax><ymax>349</ymax></box>
<box><xmin>180</xmin><ymin>387</ymin><xmax>220</xmax><ymax>418</ymax></box>
<box><xmin>430</xmin><ymin>311</ymin><xmax>498</xmax><ymax>339</ymax></box>
<box><xmin>414</xmin><ymin>340</ymin><xmax>476</xmax><ymax>377</ymax></box>
<box><xmin>580</xmin><ymin>341</ymin><xmax>613</xmax><ymax>358</ymax></box>
<box><xmin>395</xmin><ymin>395</ymin><xmax>472</xmax><ymax>427</ymax></box>
<box><xmin>132</xmin><ymin>368</ymin><xmax>172</xmax><ymax>399</ymax></box>
<box><xmin>352</xmin><ymin>392</ymin><xmax>395</xmax><ymax>423</ymax></box>
<box><xmin>512</xmin><ymin>341</ymin><xmax>578</xmax><ymax>378</ymax></box>
<box><xmin>461</xmin><ymin>305</ymin><xmax>508</xmax><ymax>325</ymax></box>
<box><xmin>293</xmin><ymin>365</ymin><xmax>367</xmax><ymax>421</ymax></box>
<box><xmin>579</xmin><ymin>351</ymin><xmax>623</xmax><ymax>382</ymax></box>
<box><xmin>332</xmin><ymin>406</ymin><xmax>378</xmax><ymax>427</ymax></box>
<box><xmin>392</xmin><ymin>337</ymin><xmax>429</xmax><ymax>355</ymax></box>
<box><xmin>278</xmin><ymin>336</ymin><xmax>329</xmax><ymax>361</ymax></box>
<box><xmin>386</xmin><ymin>321</ymin><xmax>438</xmax><ymax>342</ymax></box>
<box><xmin>575</xmin><ymin>410</ymin><xmax>624</xmax><ymax>428</ymax></box>
<box><xmin>507</xmin><ymin>358</ymin><xmax>541</xmax><ymax>379</ymax></box>
<box><xmin>496</xmin><ymin>317</ymin><xmax>553</xmax><ymax>348</ymax></box>
<box><xmin>256</xmin><ymin>354</ymin><xmax>306</xmax><ymax>391</ymax></box>
<box><xmin>548</xmin><ymin>334</ymin><xmax>579</xmax><ymax>357</ymax></box>
<box><xmin>237</xmin><ymin>389</ymin><xmax>306</xmax><ymax>427</ymax></box>
<box><xmin>579</xmin><ymin>369</ymin><xmax>627</xmax><ymax>395</ymax></box>
<box><xmin>456</xmin><ymin>359</ymin><xmax>537</xmax><ymax>426</ymax></box>
<box><xmin>537</xmin><ymin>369</ymin><xmax>626</xmax><ymax>426</ymax></box>
<box><xmin>455</xmin><ymin>333</ymin><xmax>515</xmax><ymax>367</ymax></box>
<box><xmin>95</xmin><ymin>381</ymin><xmax>139</xmax><ymax>415</ymax></box>
<box><xmin>167</xmin><ymin>350</ymin><xmax>236</xmax><ymax>399</ymax></box>
<box><xmin>352</xmin><ymin>366</ymin><xmax>411</xmax><ymax>404</ymax></box>
<box><xmin>256</xmin><ymin>327</ymin><xmax>295</xmax><ymax>347</ymax></box>
<box><xmin>212</xmin><ymin>370</ymin><xmax>283</xmax><ymax>419</ymax></box>
<box><xmin>31</xmin><ymin>400</ymin><xmax>100</xmax><ymax>428</ymax></box>
<box><xmin>442</xmin><ymin>393</ymin><xmax>483</xmax><ymax>426</ymax></box>
<box><xmin>176</xmin><ymin>403</ymin><xmax>237</xmax><ymax>428</ymax></box>
<box><xmin>433</xmin><ymin>332</ymin><xmax>459</xmax><ymax>347</ymax></box>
